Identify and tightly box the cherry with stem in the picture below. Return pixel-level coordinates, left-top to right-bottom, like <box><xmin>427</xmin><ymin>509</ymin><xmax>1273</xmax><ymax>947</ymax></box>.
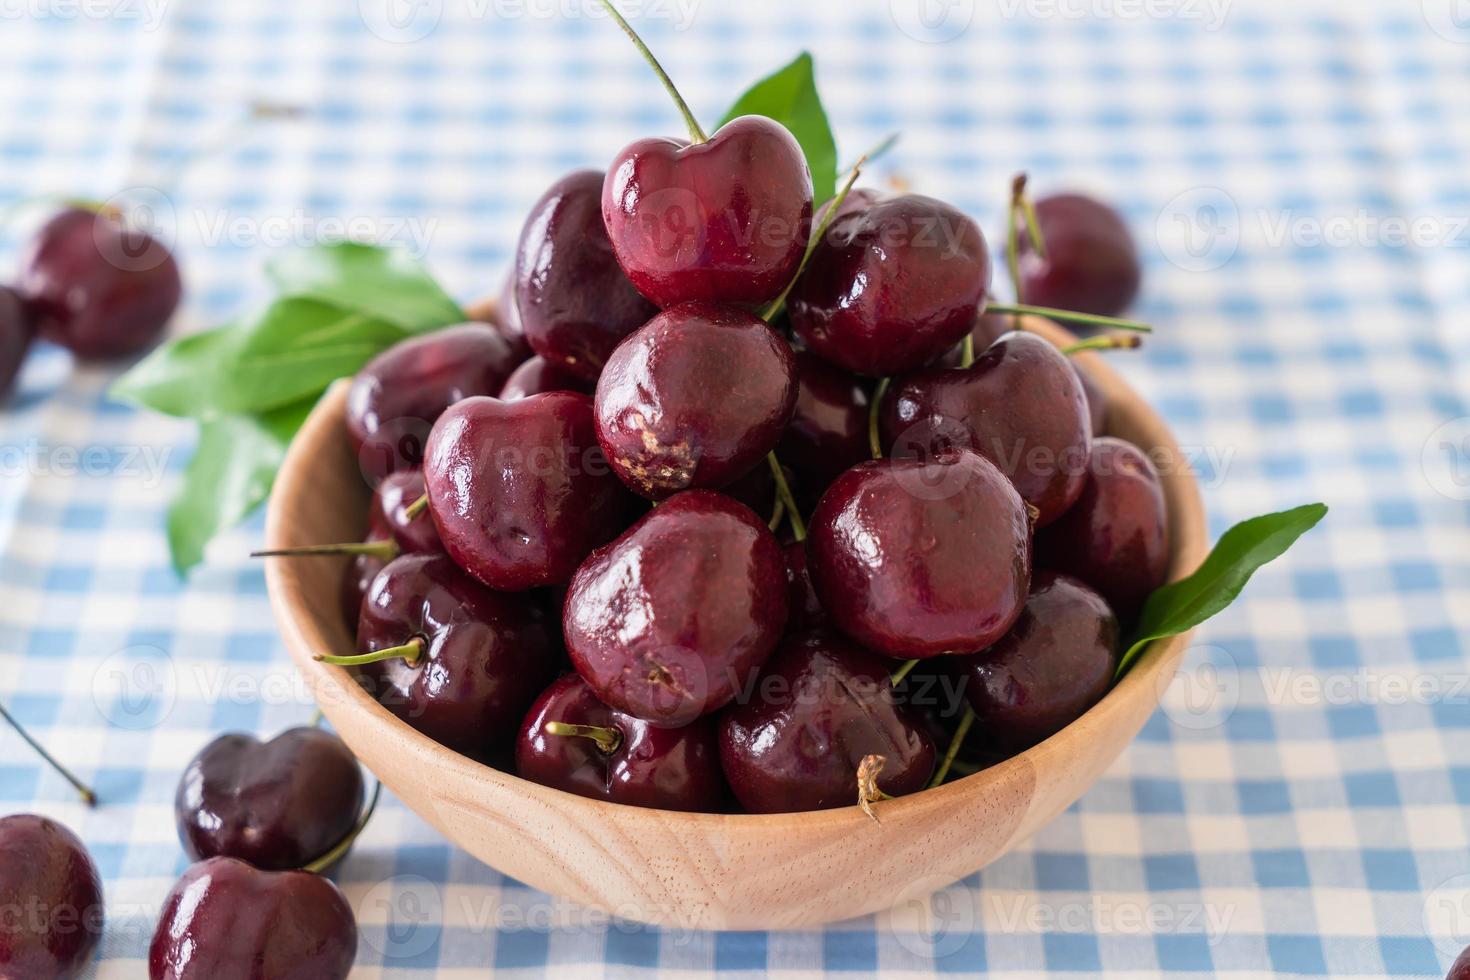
<box><xmin>1061</xmin><ymin>334</ymin><xmax>1142</xmax><ymax>355</ymax></box>
<box><xmin>315</xmin><ymin>637</ymin><xmax>425</xmax><ymax>668</ymax></box>
<box><xmin>543</xmin><ymin>720</ymin><xmax>623</xmax><ymax>755</ymax></box>
<box><xmin>0</xmin><ymin>701</ymin><xmax>96</xmax><ymax>805</ymax></box>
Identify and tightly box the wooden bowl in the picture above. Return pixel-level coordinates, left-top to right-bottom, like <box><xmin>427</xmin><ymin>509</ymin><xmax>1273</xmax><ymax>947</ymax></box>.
<box><xmin>263</xmin><ymin>313</ymin><xmax>1208</xmax><ymax>931</ymax></box>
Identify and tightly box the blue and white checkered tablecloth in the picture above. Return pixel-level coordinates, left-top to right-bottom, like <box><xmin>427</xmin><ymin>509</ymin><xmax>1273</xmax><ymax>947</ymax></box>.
<box><xmin>2</xmin><ymin>0</ymin><xmax>1470</xmax><ymax>975</ymax></box>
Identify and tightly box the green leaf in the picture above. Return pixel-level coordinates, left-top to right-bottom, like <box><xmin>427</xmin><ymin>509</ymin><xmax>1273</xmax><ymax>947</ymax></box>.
<box><xmin>265</xmin><ymin>241</ymin><xmax>466</xmax><ymax>331</ymax></box>
<box><xmin>1116</xmin><ymin>503</ymin><xmax>1328</xmax><ymax>677</ymax></box>
<box><xmin>112</xmin><ymin>299</ymin><xmax>408</xmax><ymax>419</ymax></box>
<box><xmin>166</xmin><ymin>398</ymin><xmax>317</xmax><ymax>575</ymax></box>
<box><xmin>719</xmin><ymin>52</ymin><xmax>838</xmax><ymax>204</ymax></box>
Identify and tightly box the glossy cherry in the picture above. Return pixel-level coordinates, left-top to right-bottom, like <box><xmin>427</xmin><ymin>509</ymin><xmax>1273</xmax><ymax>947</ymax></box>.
<box><xmin>564</xmin><ymin>490</ymin><xmax>788</xmax><ymax>726</ymax></box>
<box><xmin>0</xmin><ymin>286</ymin><xmax>33</xmax><ymax>398</ymax></box>
<box><xmin>516</xmin><ymin>169</ymin><xmax>658</xmax><ymax>379</ymax></box>
<box><xmin>340</xmin><ymin>531</ymin><xmax>390</xmax><ymax>628</ymax></box>
<box><xmin>516</xmin><ymin>673</ymin><xmax>728</xmax><ymax>811</ymax></box>
<box><xmin>594</xmin><ymin>301</ymin><xmax>797</xmax><ymax>499</ymax></box>
<box><xmin>500</xmin><ymin>355</ymin><xmax>593</xmax><ymax>401</ymax></box>
<box><xmin>18</xmin><ymin>206</ymin><xmax>182</xmax><ymax>360</ymax></box>
<box><xmin>175</xmin><ymin>727</ymin><xmax>365</xmax><ymax>870</ymax></box>
<box><xmin>490</xmin><ymin>270</ymin><xmax>532</xmax><ymax>361</ymax></box>
<box><xmin>148</xmin><ymin>857</ymin><xmax>356</xmax><ymax>980</ymax></box>
<box><xmin>880</xmin><ymin>331</ymin><xmax>1093</xmax><ymax>526</ymax></box>
<box><xmin>424</xmin><ymin>392</ymin><xmax>634</xmax><ymax>590</ymax></box>
<box><xmin>718</xmin><ymin>630</ymin><xmax>936</xmax><ymax>814</ymax></box>
<box><xmin>949</xmin><ymin>572</ymin><xmax>1119</xmax><ymax>755</ymax></box>
<box><xmin>1076</xmin><ymin>361</ymin><xmax>1109</xmax><ymax>436</ymax></box>
<box><xmin>345</xmin><ymin>323</ymin><xmax>520</xmax><ymax>484</ymax></box>
<box><xmin>0</xmin><ymin>814</ymin><xmax>103</xmax><ymax>979</ymax></box>
<box><xmin>789</xmin><ymin>193</ymin><xmax>991</xmax><ymax>376</ymax></box>
<box><xmin>807</xmin><ymin>450</ymin><xmax>1031</xmax><ymax>658</ymax></box>
<box><xmin>777</xmin><ymin>350</ymin><xmax>871</xmax><ymax>505</ymax></box>
<box><xmin>1035</xmin><ymin>437</ymin><xmax>1170</xmax><ymax>622</ymax></box>
<box><xmin>373</xmin><ymin>469</ymin><xmax>442</xmax><ymax>555</ymax></box>
<box><xmin>1017</xmin><ymin>192</ymin><xmax>1141</xmax><ymax>319</ymax></box>
<box><xmin>351</xmin><ymin>552</ymin><xmax>558</xmax><ymax>758</ymax></box>
<box><xmin>783</xmin><ymin>541</ymin><xmax>826</xmax><ymax>631</ymax></box>
<box><xmin>603</xmin><ymin>115</ymin><xmax>813</xmax><ymax>309</ymax></box>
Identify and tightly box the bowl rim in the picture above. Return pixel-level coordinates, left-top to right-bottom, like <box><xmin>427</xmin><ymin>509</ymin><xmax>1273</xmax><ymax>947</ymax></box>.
<box><xmin>263</xmin><ymin>311</ymin><xmax>1209</xmax><ymax>830</ymax></box>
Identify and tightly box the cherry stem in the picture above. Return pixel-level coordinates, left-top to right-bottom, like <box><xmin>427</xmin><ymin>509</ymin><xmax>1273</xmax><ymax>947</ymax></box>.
<box><xmin>1013</xmin><ymin>173</ymin><xmax>1047</xmax><ymax>261</ymax></box>
<box><xmin>857</xmin><ymin>753</ymin><xmax>891</xmax><ymax>823</ymax></box>
<box><xmin>1061</xmin><ymin>334</ymin><xmax>1143</xmax><ymax>355</ymax></box>
<box><xmin>766</xmin><ymin>453</ymin><xmax>806</xmax><ymax>542</ymax></box>
<box><xmin>0</xmin><ymin>701</ymin><xmax>97</xmax><ymax>806</ymax></box>
<box><xmin>302</xmin><ymin>779</ymin><xmax>381</xmax><ymax>875</ymax></box>
<box><xmin>154</xmin><ymin>100</ymin><xmax>305</xmax><ymax>193</ymax></box>
<box><xmin>251</xmin><ymin>540</ymin><xmax>399</xmax><ymax>562</ymax></box>
<box><xmin>960</xmin><ymin>334</ymin><xmax>976</xmax><ymax>370</ymax></box>
<box><xmin>844</xmin><ymin>132</ymin><xmax>900</xmax><ymax>172</ymax></box>
<box><xmin>315</xmin><ymin>637</ymin><xmax>424</xmax><ymax>668</ymax></box>
<box><xmin>868</xmin><ymin>378</ymin><xmax>890</xmax><ymax>459</ymax></box>
<box><xmin>760</xmin><ymin>153</ymin><xmax>867</xmax><ymax>323</ymax></box>
<box><xmin>597</xmin><ymin>0</ymin><xmax>707</xmax><ymax>144</ymax></box>
<box><xmin>404</xmin><ymin>493</ymin><xmax>429</xmax><ymax>520</ymax></box>
<box><xmin>544</xmin><ymin>720</ymin><xmax>624</xmax><ymax>755</ymax></box>
<box><xmin>889</xmin><ymin>659</ymin><xmax>919</xmax><ymax>686</ymax></box>
<box><xmin>310</xmin><ymin>709</ymin><xmax>325</xmax><ymax>728</ymax></box>
<box><xmin>1006</xmin><ymin>180</ymin><xmax>1024</xmax><ymax>324</ymax></box>
<box><xmin>929</xmin><ymin>708</ymin><xmax>976</xmax><ymax>788</ymax></box>
<box><xmin>985</xmin><ymin>303</ymin><xmax>1152</xmax><ymax>334</ymax></box>
<box><xmin>767</xmin><ymin>497</ymin><xmax>786</xmax><ymax>533</ymax></box>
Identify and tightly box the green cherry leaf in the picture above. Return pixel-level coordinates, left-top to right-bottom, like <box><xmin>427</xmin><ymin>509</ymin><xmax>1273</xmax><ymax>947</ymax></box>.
<box><xmin>719</xmin><ymin>51</ymin><xmax>838</xmax><ymax>204</ymax></box>
<box><xmin>166</xmin><ymin>398</ymin><xmax>317</xmax><ymax>575</ymax></box>
<box><xmin>112</xmin><ymin>299</ymin><xmax>408</xmax><ymax>419</ymax></box>
<box><xmin>1116</xmin><ymin>503</ymin><xmax>1329</xmax><ymax>677</ymax></box>
<box><xmin>265</xmin><ymin>241</ymin><xmax>465</xmax><ymax>332</ymax></box>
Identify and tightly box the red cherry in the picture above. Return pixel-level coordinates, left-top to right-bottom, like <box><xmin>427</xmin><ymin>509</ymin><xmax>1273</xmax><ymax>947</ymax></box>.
<box><xmin>1017</xmin><ymin>192</ymin><xmax>1141</xmax><ymax>319</ymax></box>
<box><xmin>423</xmin><ymin>392</ymin><xmax>635</xmax><ymax>591</ymax></box>
<box><xmin>777</xmin><ymin>350</ymin><xmax>871</xmax><ymax>507</ymax></box>
<box><xmin>18</xmin><ymin>206</ymin><xmax>182</xmax><ymax>360</ymax></box>
<box><xmin>593</xmin><ymin>301</ymin><xmax>797</xmax><ymax>499</ymax></box>
<box><xmin>0</xmin><ymin>286</ymin><xmax>34</xmax><ymax>398</ymax></box>
<box><xmin>0</xmin><ymin>815</ymin><xmax>104</xmax><ymax>979</ymax></box>
<box><xmin>602</xmin><ymin>116</ymin><xmax>813</xmax><ymax>309</ymax></box>
<box><xmin>515</xmin><ymin>169</ymin><xmax>657</xmax><ymax>380</ymax></box>
<box><xmin>516</xmin><ymin>673</ymin><xmax>728</xmax><ymax>811</ymax></box>
<box><xmin>564</xmin><ymin>490</ymin><xmax>788</xmax><ymax>726</ymax></box>
<box><xmin>789</xmin><ymin>193</ymin><xmax>991</xmax><ymax>376</ymax></box>
<box><xmin>499</xmin><ymin>355</ymin><xmax>593</xmax><ymax>401</ymax></box>
<box><xmin>807</xmin><ymin>451</ymin><xmax>1031</xmax><ymax>659</ymax></box>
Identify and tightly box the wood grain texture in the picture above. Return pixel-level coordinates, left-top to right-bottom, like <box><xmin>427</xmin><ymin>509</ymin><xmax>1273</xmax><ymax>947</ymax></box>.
<box><xmin>262</xmin><ymin>313</ymin><xmax>1209</xmax><ymax>930</ymax></box>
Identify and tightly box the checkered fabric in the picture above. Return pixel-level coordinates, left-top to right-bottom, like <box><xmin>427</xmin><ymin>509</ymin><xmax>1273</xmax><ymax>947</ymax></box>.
<box><xmin>2</xmin><ymin>0</ymin><xmax>1469</xmax><ymax>975</ymax></box>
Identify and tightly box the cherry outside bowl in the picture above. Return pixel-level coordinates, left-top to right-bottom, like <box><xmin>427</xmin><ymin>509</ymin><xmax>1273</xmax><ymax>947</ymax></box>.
<box><xmin>262</xmin><ymin>303</ymin><xmax>1207</xmax><ymax>931</ymax></box>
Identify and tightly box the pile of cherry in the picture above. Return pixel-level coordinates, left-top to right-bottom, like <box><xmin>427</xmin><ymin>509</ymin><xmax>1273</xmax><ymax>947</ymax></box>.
<box><xmin>306</xmin><ymin>103</ymin><xmax>1164</xmax><ymax>821</ymax></box>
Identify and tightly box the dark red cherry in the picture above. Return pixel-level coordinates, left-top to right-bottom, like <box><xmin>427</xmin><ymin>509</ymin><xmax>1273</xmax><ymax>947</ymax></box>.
<box><xmin>373</xmin><ymin>469</ymin><xmax>442</xmax><ymax>555</ymax></box>
<box><xmin>933</xmin><ymin>311</ymin><xmax>1013</xmax><ymax>369</ymax></box>
<box><xmin>789</xmin><ymin>193</ymin><xmax>991</xmax><ymax>376</ymax></box>
<box><xmin>602</xmin><ymin>115</ymin><xmax>813</xmax><ymax>309</ymax></box>
<box><xmin>490</xmin><ymin>270</ymin><xmax>531</xmax><ymax>361</ymax></box>
<box><xmin>564</xmin><ymin>490</ymin><xmax>788</xmax><ymax>726</ymax></box>
<box><xmin>0</xmin><ymin>815</ymin><xmax>103</xmax><ymax>979</ymax></box>
<box><xmin>175</xmin><ymin>728</ymin><xmax>365</xmax><ymax>871</ymax></box>
<box><xmin>721</xmin><ymin>459</ymin><xmax>779</xmax><ymax>525</ymax></box>
<box><xmin>516</xmin><ymin>673</ymin><xmax>728</xmax><ymax>811</ymax></box>
<box><xmin>0</xmin><ymin>286</ymin><xmax>34</xmax><ymax>398</ymax></box>
<box><xmin>18</xmin><ymin>206</ymin><xmax>182</xmax><ymax>360</ymax></box>
<box><xmin>594</xmin><ymin>301</ymin><xmax>797</xmax><ymax>499</ymax></box>
<box><xmin>807</xmin><ymin>451</ymin><xmax>1031</xmax><ymax>658</ymax></box>
<box><xmin>1017</xmin><ymin>192</ymin><xmax>1141</xmax><ymax>319</ymax></box>
<box><xmin>345</xmin><ymin>323</ymin><xmax>520</xmax><ymax>485</ymax></box>
<box><xmin>783</xmin><ymin>541</ymin><xmax>826</xmax><ymax>631</ymax></box>
<box><xmin>718</xmin><ymin>630</ymin><xmax>936</xmax><ymax>814</ymax></box>
<box><xmin>148</xmin><ymin>857</ymin><xmax>355</xmax><ymax>980</ymax></box>
<box><xmin>1035</xmin><ymin>437</ymin><xmax>1169</xmax><ymax>622</ymax></box>
<box><xmin>353</xmin><ymin>553</ymin><xmax>558</xmax><ymax>758</ymax></box>
<box><xmin>1448</xmin><ymin>946</ymin><xmax>1470</xmax><ymax>980</ymax></box>
<box><xmin>880</xmin><ymin>331</ymin><xmax>1092</xmax><ymax>526</ymax></box>
<box><xmin>516</xmin><ymin>169</ymin><xmax>658</xmax><ymax>379</ymax></box>
<box><xmin>949</xmin><ymin>572</ymin><xmax>1119</xmax><ymax>755</ymax></box>
<box><xmin>424</xmin><ymin>392</ymin><xmax>634</xmax><ymax>591</ymax></box>
<box><xmin>499</xmin><ymin>355</ymin><xmax>593</xmax><ymax>401</ymax></box>
<box><xmin>1076</xmin><ymin>362</ymin><xmax>1109</xmax><ymax>436</ymax></box>
<box><xmin>777</xmin><ymin>350</ymin><xmax>870</xmax><ymax>505</ymax></box>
